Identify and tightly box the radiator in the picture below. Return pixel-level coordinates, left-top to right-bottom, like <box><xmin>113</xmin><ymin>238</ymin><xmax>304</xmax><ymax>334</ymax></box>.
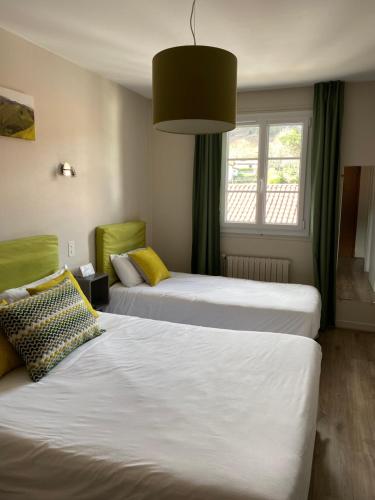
<box><xmin>223</xmin><ymin>254</ymin><xmax>290</xmax><ymax>283</ymax></box>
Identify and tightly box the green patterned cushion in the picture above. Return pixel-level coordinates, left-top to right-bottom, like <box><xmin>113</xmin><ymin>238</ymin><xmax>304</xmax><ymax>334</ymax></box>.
<box><xmin>0</xmin><ymin>278</ymin><xmax>103</xmax><ymax>382</ymax></box>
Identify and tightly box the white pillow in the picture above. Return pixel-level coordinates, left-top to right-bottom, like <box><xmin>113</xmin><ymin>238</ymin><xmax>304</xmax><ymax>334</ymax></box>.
<box><xmin>110</xmin><ymin>254</ymin><xmax>144</xmax><ymax>287</ymax></box>
<box><xmin>0</xmin><ymin>265</ymin><xmax>68</xmax><ymax>303</ymax></box>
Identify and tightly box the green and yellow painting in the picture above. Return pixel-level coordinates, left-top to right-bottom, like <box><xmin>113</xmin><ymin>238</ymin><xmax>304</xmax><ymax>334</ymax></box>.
<box><xmin>0</xmin><ymin>86</ymin><xmax>35</xmax><ymax>140</ymax></box>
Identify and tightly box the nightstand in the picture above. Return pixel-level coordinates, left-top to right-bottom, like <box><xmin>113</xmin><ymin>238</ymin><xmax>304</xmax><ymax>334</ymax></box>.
<box><xmin>74</xmin><ymin>273</ymin><xmax>109</xmax><ymax>311</ymax></box>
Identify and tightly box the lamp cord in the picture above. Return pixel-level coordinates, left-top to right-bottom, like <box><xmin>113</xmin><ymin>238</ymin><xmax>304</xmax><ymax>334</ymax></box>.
<box><xmin>190</xmin><ymin>0</ymin><xmax>197</xmax><ymax>45</ymax></box>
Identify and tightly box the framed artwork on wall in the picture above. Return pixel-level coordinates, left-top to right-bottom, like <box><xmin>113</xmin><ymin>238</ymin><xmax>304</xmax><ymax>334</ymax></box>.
<box><xmin>0</xmin><ymin>86</ymin><xmax>35</xmax><ymax>140</ymax></box>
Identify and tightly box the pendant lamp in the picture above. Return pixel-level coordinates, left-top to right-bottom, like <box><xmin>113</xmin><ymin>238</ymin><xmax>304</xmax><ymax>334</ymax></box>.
<box><xmin>152</xmin><ymin>0</ymin><xmax>237</xmax><ymax>135</ymax></box>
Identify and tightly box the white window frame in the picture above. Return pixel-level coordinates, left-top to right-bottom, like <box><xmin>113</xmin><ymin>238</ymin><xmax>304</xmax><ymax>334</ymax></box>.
<box><xmin>221</xmin><ymin>110</ymin><xmax>312</xmax><ymax>237</ymax></box>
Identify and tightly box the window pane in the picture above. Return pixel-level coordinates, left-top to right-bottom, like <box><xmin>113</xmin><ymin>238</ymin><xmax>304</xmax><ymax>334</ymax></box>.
<box><xmin>228</xmin><ymin>125</ymin><xmax>259</xmax><ymax>159</ymax></box>
<box><xmin>226</xmin><ymin>160</ymin><xmax>257</xmax><ymax>223</ymax></box>
<box><xmin>267</xmin><ymin>158</ymin><xmax>300</xmax><ymax>185</ymax></box>
<box><xmin>268</xmin><ymin>124</ymin><xmax>302</xmax><ymax>158</ymax></box>
<box><xmin>228</xmin><ymin>159</ymin><xmax>258</xmax><ymax>184</ymax></box>
<box><xmin>265</xmin><ymin>159</ymin><xmax>300</xmax><ymax>225</ymax></box>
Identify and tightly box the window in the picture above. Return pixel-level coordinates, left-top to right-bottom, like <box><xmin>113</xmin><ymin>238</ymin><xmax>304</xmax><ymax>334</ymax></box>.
<box><xmin>221</xmin><ymin>111</ymin><xmax>311</xmax><ymax>236</ymax></box>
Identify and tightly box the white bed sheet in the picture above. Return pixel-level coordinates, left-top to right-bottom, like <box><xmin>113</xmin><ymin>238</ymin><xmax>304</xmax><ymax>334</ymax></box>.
<box><xmin>0</xmin><ymin>313</ymin><xmax>321</xmax><ymax>500</ymax></box>
<box><xmin>107</xmin><ymin>272</ymin><xmax>321</xmax><ymax>338</ymax></box>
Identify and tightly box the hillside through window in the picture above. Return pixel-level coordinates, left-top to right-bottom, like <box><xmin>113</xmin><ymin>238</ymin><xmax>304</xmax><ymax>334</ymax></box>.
<box><xmin>222</xmin><ymin>112</ymin><xmax>310</xmax><ymax>235</ymax></box>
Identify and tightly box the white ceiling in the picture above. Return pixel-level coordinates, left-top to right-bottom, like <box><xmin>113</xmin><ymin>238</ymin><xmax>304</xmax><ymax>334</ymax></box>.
<box><xmin>0</xmin><ymin>0</ymin><xmax>375</xmax><ymax>98</ymax></box>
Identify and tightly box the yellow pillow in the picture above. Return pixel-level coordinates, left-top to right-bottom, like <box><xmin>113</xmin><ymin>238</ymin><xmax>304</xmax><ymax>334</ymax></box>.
<box><xmin>0</xmin><ymin>300</ymin><xmax>24</xmax><ymax>377</ymax></box>
<box><xmin>128</xmin><ymin>247</ymin><xmax>170</xmax><ymax>286</ymax></box>
<box><xmin>27</xmin><ymin>270</ymin><xmax>99</xmax><ymax>318</ymax></box>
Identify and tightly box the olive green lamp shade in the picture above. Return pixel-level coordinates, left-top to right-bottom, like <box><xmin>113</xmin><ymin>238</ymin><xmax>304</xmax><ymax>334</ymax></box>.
<box><xmin>152</xmin><ymin>45</ymin><xmax>237</xmax><ymax>135</ymax></box>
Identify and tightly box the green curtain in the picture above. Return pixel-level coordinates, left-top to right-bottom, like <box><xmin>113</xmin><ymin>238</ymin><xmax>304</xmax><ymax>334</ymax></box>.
<box><xmin>311</xmin><ymin>81</ymin><xmax>345</xmax><ymax>330</ymax></box>
<box><xmin>191</xmin><ymin>134</ymin><xmax>222</xmax><ymax>275</ymax></box>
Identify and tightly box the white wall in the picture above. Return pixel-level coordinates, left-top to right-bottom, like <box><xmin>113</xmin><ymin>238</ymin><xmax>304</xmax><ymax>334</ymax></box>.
<box><xmin>341</xmin><ymin>82</ymin><xmax>375</xmax><ymax>167</ymax></box>
<box><xmin>152</xmin><ymin>86</ymin><xmax>315</xmax><ymax>284</ymax></box>
<box><xmin>337</xmin><ymin>83</ymin><xmax>375</xmax><ymax>329</ymax></box>
<box><xmin>365</xmin><ymin>171</ymin><xmax>375</xmax><ymax>274</ymax></box>
<box><xmin>367</xmin><ymin>174</ymin><xmax>375</xmax><ymax>290</ymax></box>
<box><xmin>355</xmin><ymin>167</ymin><xmax>372</xmax><ymax>259</ymax></box>
<box><xmin>0</xmin><ymin>28</ymin><xmax>152</xmax><ymax>269</ymax></box>
<box><xmin>151</xmin><ymin>131</ymin><xmax>195</xmax><ymax>272</ymax></box>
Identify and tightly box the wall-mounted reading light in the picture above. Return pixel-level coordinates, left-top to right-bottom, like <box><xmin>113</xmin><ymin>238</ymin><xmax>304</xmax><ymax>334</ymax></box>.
<box><xmin>58</xmin><ymin>162</ymin><xmax>77</xmax><ymax>177</ymax></box>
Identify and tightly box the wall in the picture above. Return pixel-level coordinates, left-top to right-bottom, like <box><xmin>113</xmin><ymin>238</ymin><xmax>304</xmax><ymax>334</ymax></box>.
<box><xmin>355</xmin><ymin>167</ymin><xmax>372</xmax><ymax>259</ymax></box>
<box><xmin>341</xmin><ymin>82</ymin><xmax>375</xmax><ymax>167</ymax></box>
<box><xmin>368</xmin><ymin>174</ymin><xmax>375</xmax><ymax>290</ymax></box>
<box><xmin>338</xmin><ymin>83</ymin><xmax>375</xmax><ymax>329</ymax></box>
<box><xmin>365</xmin><ymin>172</ymin><xmax>375</xmax><ymax>276</ymax></box>
<box><xmin>151</xmin><ymin>131</ymin><xmax>194</xmax><ymax>272</ymax></box>
<box><xmin>340</xmin><ymin>82</ymin><xmax>375</xmax><ymax>268</ymax></box>
<box><xmin>0</xmin><ymin>27</ymin><xmax>152</xmax><ymax>269</ymax></box>
<box><xmin>152</xmin><ymin>86</ymin><xmax>315</xmax><ymax>284</ymax></box>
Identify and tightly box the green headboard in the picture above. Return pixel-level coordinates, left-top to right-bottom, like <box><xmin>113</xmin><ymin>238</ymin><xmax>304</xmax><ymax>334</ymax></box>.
<box><xmin>96</xmin><ymin>221</ymin><xmax>146</xmax><ymax>286</ymax></box>
<box><xmin>0</xmin><ymin>235</ymin><xmax>59</xmax><ymax>293</ymax></box>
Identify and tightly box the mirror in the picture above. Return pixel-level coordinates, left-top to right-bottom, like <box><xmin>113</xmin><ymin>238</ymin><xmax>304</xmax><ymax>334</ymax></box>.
<box><xmin>337</xmin><ymin>166</ymin><xmax>375</xmax><ymax>303</ymax></box>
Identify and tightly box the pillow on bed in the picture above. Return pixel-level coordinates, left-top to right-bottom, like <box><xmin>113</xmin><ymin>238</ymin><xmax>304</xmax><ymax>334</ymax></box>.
<box><xmin>128</xmin><ymin>247</ymin><xmax>170</xmax><ymax>286</ymax></box>
<box><xmin>0</xmin><ymin>300</ymin><xmax>24</xmax><ymax>378</ymax></box>
<box><xmin>0</xmin><ymin>278</ymin><xmax>103</xmax><ymax>382</ymax></box>
<box><xmin>27</xmin><ymin>270</ymin><xmax>99</xmax><ymax>318</ymax></box>
<box><xmin>110</xmin><ymin>253</ymin><xmax>144</xmax><ymax>287</ymax></box>
<box><xmin>0</xmin><ymin>265</ymin><xmax>67</xmax><ymax>304</ymax></box>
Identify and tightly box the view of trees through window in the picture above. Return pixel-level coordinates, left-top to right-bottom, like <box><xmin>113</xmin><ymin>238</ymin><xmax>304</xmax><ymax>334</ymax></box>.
<box><xmin>228</xmin><ymin>124</ymin><xmax>302</xmax><ymax>185</ymax></box>
<box><xmin>265</xmin><ymin>124</ymin><xmax>302</xmax><ymax>225</ymax></box>
<box><xmin>225</xmin><ymin>121</ymin><xmax>305</xmax><ymax>227</ymax></box>
<box><xmin>227</xmin><ymin>125</ymin><xmax>258</xmax><ymax>184</ymax></box>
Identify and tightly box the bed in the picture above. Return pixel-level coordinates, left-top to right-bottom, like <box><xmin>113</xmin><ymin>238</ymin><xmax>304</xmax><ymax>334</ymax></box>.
<box><xmin>1</xmin><ymin>312</ymin><xmax>321</xmax><ymax>500</ymax></box>
<box><xmin>0</xmin><ymin>235</ymin><xmax>322</xmax><ymax>500</ymax></box>
<box><xmin>97</xmin><ymin>221</ymin><xmax>321</xmax><ymax>338</ymax></box>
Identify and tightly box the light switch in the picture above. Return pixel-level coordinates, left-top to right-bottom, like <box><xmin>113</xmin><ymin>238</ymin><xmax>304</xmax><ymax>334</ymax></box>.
<box><xmin>68</xmin><ymin>240</ymin><xmax>75</xmax><ymax>257</ymax></box>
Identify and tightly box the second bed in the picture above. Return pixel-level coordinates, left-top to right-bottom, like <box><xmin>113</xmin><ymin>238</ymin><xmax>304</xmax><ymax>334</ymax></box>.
<box><xmin>97</xmin><ymin>221</ymin><xmax>321</xmax><ymax>338</ymax></box>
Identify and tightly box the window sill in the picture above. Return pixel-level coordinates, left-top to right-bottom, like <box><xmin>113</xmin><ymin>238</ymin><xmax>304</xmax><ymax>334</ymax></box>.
<box><xmin>220</xmin><ymin>226</ymin><xmax>311</xmax><ymax>242</ymax></box>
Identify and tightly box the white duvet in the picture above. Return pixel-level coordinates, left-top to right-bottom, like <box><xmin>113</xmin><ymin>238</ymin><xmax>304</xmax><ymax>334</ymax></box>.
<box><xmin>107</xmin><ymin>272</ymin><xmax>321</xmax><ymax>338</ymax></box>
<box><xmin>0</xmin><ymin>313</ymin><xmax>321</xmax><ymax>500</ymax></box>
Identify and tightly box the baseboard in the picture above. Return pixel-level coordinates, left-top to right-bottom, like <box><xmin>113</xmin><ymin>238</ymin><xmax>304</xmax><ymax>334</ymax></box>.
<box><xmin>336</xmin><ymin>319</ymin><xmax>375</xmax><ymax>333</ymax></box>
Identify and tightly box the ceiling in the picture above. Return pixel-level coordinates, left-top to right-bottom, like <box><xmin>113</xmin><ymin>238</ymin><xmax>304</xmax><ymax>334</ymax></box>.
<box><xmin>0</xmin><ymin>0</ymin><xmax>375</xmax><ymax>98</ymax></box>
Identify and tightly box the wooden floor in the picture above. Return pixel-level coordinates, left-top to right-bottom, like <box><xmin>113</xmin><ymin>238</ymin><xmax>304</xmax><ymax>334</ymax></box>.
<box><xmin>308</xmin><ymin>328</ymin><xmax>375</xmax><ymax>500</ymax></box>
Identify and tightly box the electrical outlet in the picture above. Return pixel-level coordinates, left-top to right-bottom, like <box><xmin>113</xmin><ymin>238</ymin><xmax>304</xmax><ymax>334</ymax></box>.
<box><xmin>68</xmin><ymin>240</ymin><xmax>75</xmax><ymax>257</ymax></box>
